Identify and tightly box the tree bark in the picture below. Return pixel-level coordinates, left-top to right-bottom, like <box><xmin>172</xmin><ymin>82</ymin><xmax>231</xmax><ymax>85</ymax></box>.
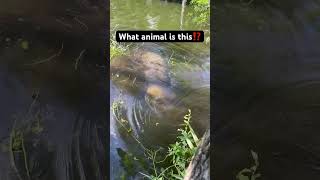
<box><xmin>184</xmin><ymin>128</ymin><xmax>210</xmax><ymax>180</ymax></box>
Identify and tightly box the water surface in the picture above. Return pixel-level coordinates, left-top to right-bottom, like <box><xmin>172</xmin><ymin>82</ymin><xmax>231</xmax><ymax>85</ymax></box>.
<box><xmin>110</xmin><ymin>0</ymin><xmax>210</xmax><ymax>178</ymax></box>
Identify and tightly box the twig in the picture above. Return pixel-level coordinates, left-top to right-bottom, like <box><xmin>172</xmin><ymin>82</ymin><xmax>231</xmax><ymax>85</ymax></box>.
<box><xmin>153</xmin><ymin>150</ymin><xmax>158</xmax><ymax>177</ymax></box>
<box><xmin>246</xmin><ymin>0</ymin><xmax>255</xmax><ymax>5</ymax></box>
<box><xmin>24</xmin><ymin>43</ymin><xmax>64</xmax><ymax>66</ymax></box>
<box><xmin>55</xmin><ymin>18</ymin><xmax>72</xmax><ymax>29</ymax></box>
<box><xmin>74</xmin><ymin>49</ymin><xmax>86</xmax><ymax>70</ymax></box>
<box><xmin>74</xmin><ymin>17</ymin><xmax>88</xmax><ymax>31</ymax></box>
<box><xmin>21</xmin><ymin>137</ymin><xmax>31</xmax><ymax>180</ymax></box>
<box><xmin>168</xmin><ymin>51</ymin><xmax>175</xmax><ymax>66</ymax></box>
<box><xmin>27</xmin><ymin>89</ymin><xmax>39</xmax><ymax>114</ymax></box>
<box><xmin>155</xmin><ymin>164</ymin><xmax>176</xmax><ymax>179</ymax></box>
<box><xmin>138</xmin><ymin>172</ymin><xmax>152</xmax><ymax>178</ymax></box>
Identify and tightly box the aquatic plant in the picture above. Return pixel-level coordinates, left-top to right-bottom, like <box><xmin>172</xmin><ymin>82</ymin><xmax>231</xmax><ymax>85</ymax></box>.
<box><xmin>140</xmin><ymin>109</ymin><xmax>200</xmax><ymax>180</ymax></box>
<box><xmin>236</xmin><ymin>150</ymin><xmax>261</xmax><ymax>180</ymax></box>
<box><xmin>110</xmin><ymin>27</ymin><xmax>131</xmax><ymax>60</ymax></box>
<box><xmin>7</xmin><ymin>110</ymin><xmax>45</xmax><ymax>180</ymax></box>
<box><xmin>112</xmin><ymin>98</ymin><xmax>201</xmax><ymax>179</ymax></box>
<box><xmin>110</xmin><ymin>39</ymin><xmax>130</xmax><ymax>60</ymax></box>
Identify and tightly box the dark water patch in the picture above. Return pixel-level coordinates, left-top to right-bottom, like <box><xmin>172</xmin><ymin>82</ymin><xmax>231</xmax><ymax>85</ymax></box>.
<box><xmin>0</xmin><ymin>2</ymin><xmax>108</xmax><ymax>179</ymax></box>
<box><xmin>214</xmin><ymin>1</ymin><xmax>320</xmax><ymax>179</ymax></box>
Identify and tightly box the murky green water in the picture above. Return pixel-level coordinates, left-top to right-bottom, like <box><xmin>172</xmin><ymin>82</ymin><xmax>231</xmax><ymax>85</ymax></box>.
<box><xmin>111</xmin><ymin>0</ymin><xmax>191</xmax><ymax>30</ymax></box>
<box><xmin>110</xmin><ymin>0</ymin><xmax>210</xmax><ymax>179</ymax></box>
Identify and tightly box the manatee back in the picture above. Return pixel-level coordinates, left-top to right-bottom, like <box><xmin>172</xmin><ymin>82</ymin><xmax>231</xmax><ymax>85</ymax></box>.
<box><xmin>134</xmin><ymin>50</ymin><xmax>170</xmax><ymax>85</ymax></box>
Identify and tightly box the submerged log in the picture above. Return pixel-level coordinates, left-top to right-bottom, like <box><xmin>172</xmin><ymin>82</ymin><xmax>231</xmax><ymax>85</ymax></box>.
<box><xmin>184</xmin><ymin>128</ymin><xmax>210</xmax><ymax>180</ymax></box>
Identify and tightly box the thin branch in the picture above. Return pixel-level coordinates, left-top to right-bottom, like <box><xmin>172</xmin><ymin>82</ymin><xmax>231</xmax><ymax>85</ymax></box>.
<box><xmin>21</xmin><ymin>137</ymin><xmax>31</xmax><ymax>180</ymax></box>
<box><xmin>55</xmin><ymin>18</ymin><xmax>72</xmax><ymax>29</ymax></box>
<box><xmin>74</xmin><ymin>49</ymin><xmax>86</xmax><ymax>70</ymax></box>
<box><xmin>24</xmin><ymin>43</ymin><xmax>64</xmax><ymax>66</ymax></box>
<box><xmin>74</xmin><ymin>17</ymin><xmax>89</xmax><ymax>31</ymax></box>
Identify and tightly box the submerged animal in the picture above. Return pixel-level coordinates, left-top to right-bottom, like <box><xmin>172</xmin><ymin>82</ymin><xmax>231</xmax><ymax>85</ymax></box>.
<box><xmin>111</xmin><ymin>50</ymin><xmax>176</xmax><ymax>112</ymax></box>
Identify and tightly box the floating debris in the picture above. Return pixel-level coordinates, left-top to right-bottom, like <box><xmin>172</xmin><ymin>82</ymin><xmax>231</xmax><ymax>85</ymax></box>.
<box><xmin>21</xmin><ymin>40</ymin><xmax>29</xmax><ymax>50</ymax></box>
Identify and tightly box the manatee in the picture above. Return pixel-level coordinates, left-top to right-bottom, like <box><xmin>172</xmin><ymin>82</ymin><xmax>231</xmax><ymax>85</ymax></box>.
<box><xmin>111</xmin><ymin>50</ymin><xmax>176</xmax><ymax>113</ymax></box>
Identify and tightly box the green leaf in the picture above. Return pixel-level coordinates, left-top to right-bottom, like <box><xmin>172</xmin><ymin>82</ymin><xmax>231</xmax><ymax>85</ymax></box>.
<box><xmin>185</xmin><ymin>138</ymin><xmax>194</xmax><ymax>149</ymax></box>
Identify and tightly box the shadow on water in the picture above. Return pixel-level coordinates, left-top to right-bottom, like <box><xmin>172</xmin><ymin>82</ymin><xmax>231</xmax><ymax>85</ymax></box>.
<box><xmin>0</xmin><ymin>0</ymin><xmax>108</xmax><ymax>179</ymax></box>
<box><xmin>214</xmin><ymin>0</ymin><xmax>320</xmax><ymax>179</ymax></box>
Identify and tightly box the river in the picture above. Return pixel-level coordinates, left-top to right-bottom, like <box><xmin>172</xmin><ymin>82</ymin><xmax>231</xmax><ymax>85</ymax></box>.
<box><xmin>110</xmin><ymin>0</ymin><xmax>210</xmax><ymax>179</ymax></box>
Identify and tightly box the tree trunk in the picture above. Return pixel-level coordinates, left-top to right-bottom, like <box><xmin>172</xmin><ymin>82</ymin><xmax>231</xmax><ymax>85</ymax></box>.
<box><xmin>184</xmin><ymin>129</ymin><xmax>210</xmax><ymax>180</ymax></box>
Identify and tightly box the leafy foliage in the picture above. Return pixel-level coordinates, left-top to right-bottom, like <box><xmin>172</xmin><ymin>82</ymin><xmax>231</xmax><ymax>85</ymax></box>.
<box><xmin>145</xmin><ymin>109</ymin><xmax>199</xmax><ymax>180</ymax></box>
<box><xmin>110</xmin><ymin>29</ymin><xmax>131</xmax><ymax>60</ymax></box>
<box><xmin>112</xmin><ymin>101</ymin><xmax>200</xmax><ymax>179</ymax></box>
<box><xmin>110</xmin><ymin>39</ymin><xmax>129</xmax><ymax>60</ymax></box>
<box><xmin>188</xmin><ymin>0</ymin><xmax>210</xmax><ymax>29</ymax></box>
<box><xmin>188</xmin><ymin>0</ymin><xmax>210</xmax><ymax>43</ymax></box>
